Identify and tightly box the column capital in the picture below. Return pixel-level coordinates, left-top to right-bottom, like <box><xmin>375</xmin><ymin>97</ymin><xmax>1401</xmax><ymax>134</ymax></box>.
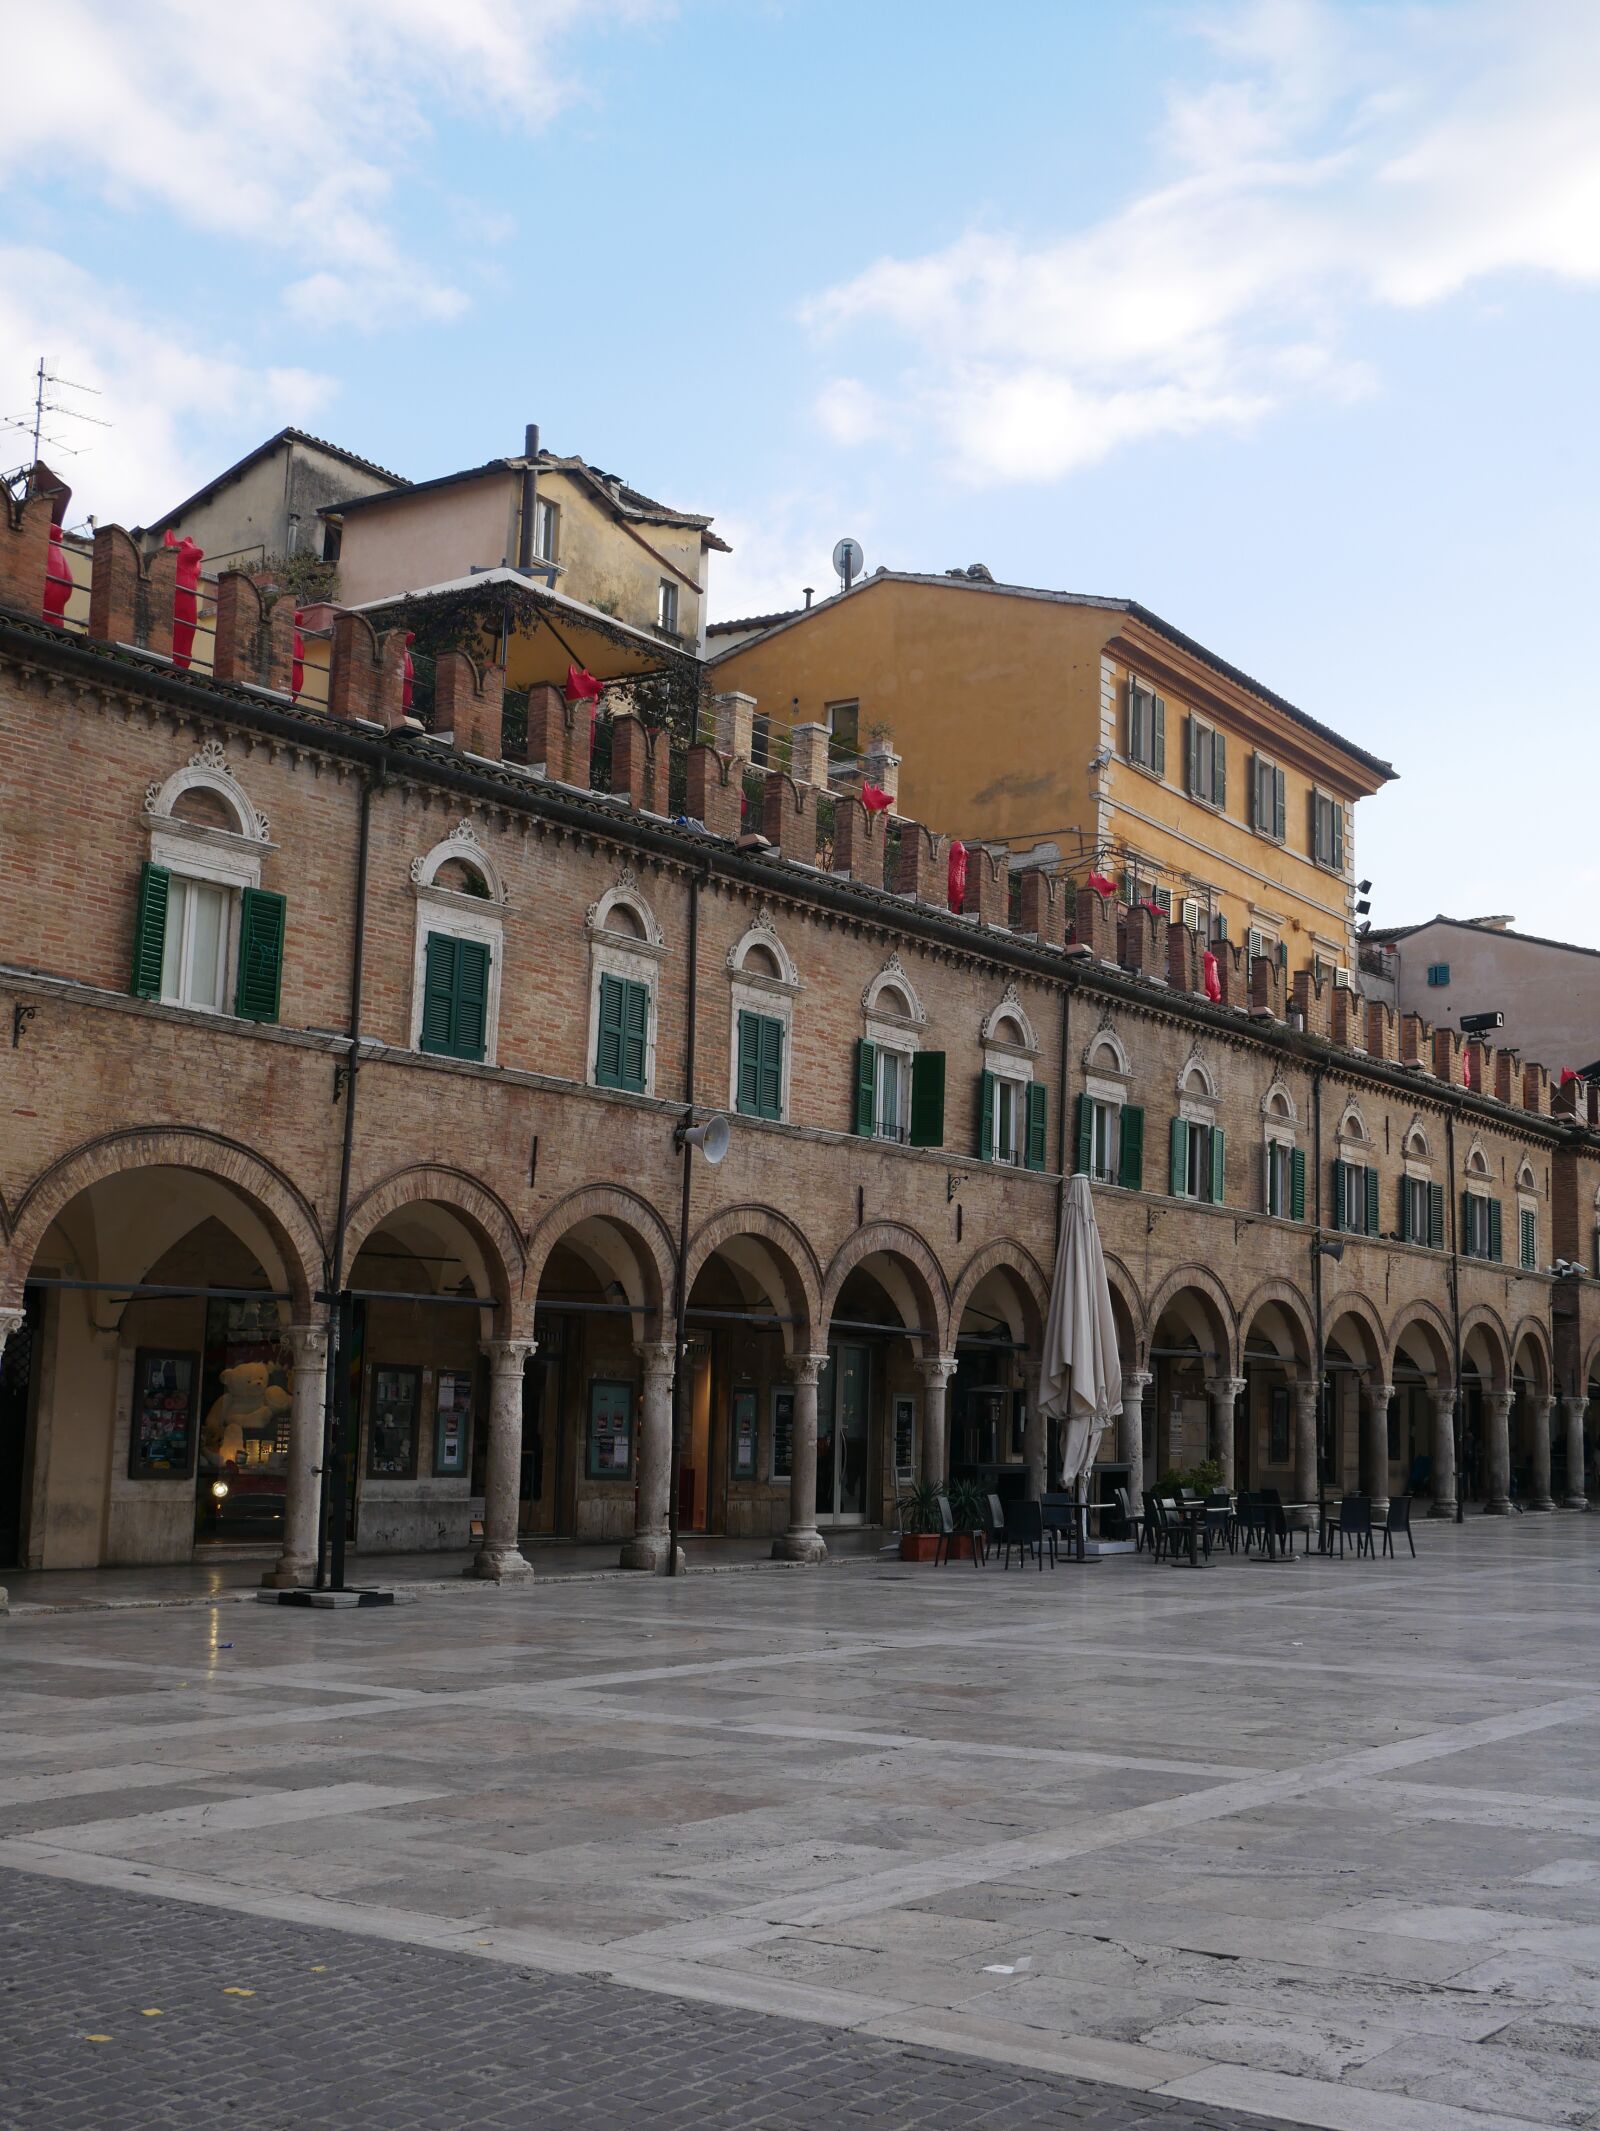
<box><xmin>1485</xmin><ymin>1389</ymin><xmax>1514</xmax><ymax>1420</ymax></box>
<box><xmin>1560</xmin><ymin>1392</ymin><xmax>1590</xmax><ymax>1418</ymax></box>
<box><xmin>480</xmin><ymin>1337</ymin><xmax>538</xmax><ymax>1373</ymax></box>
<box><xmin>1528</xmin><ymin>1393</ymin><xmax>1556</xmax><ymax>1418</ymax></box>
<box><xmin>786</xmin><ymin>1351</ymin><xmax>830</xmax><ymax>1386</ymax></box>
<box><xmin>0</xmin><ymin>1305</ymin><xmax>26</xmax><ymax>1347</ymax></box>
<box><xmin>286</xmin><ymin>1323</ymin><xmax>330</xmax><ymax>1365</ymax></box>
<box><xmin>1361</xmin><ymin>1380</ymin><xmax>1396</xmax><ymax>1409</ymax></box>
<box><xmin>1120</xmin><ymin>1370</ymin><xmax>1153</xmax><ymax>1397</ymax></box>
<box><xmin>634</xmin><ymin>1339</ymin><xmax>676</xmax><ymax>1383</ymax></box>
<box><xmin>1204</xmin><ymin>1375</ymin><xmax>1247</xmax><ymax>1401</ymax></box>
<box><xmin>1294</xmin><ymin>1379</ymin><xmax>1320</xmax><ymax>1413</ymax></box>
<box><xmin>1431</xmin><ymin>1386</ymin><xmax>1458</xmax><ymax>1417</ymax></box>
<box><xmin>918</xmin><ymin>1354</ymin><xmax>959</xmax><ymax>1388</ymax></box>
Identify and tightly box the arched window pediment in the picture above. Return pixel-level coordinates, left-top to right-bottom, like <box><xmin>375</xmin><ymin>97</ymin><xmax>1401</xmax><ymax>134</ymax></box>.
<box><xmin>146</xmin><ymin>742</ymin><xmax>270</xmax><ymax>845</ymax></box>
<box><xmin>863</xmin><ymin>955</ymin><xmax>925</xmax><ymax>1027</ymax></box>
<box><xmin>727</xmin><ymin>912</ymin><xmax>800</xmax><ymax>991</ymax></box>
<box><xmin>411</xmin><ymin>821</ymin><xmax>506</xmax><ymax>905</ymax></box>
<box><xmin>981</xmin><ymin>985</ymin><xmax>1038</xmax><ymax>1055</ymax></box>
<box><xmin>586</xmin><ymin>870</ymin><xmax>664</xmax><ymax>954</ymax></box>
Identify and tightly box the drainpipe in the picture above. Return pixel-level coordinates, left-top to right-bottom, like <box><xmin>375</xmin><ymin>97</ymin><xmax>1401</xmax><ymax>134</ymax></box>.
<box><xmin>1311</xmin><ymin>1066</ymin><xmax>1326</xmax><ymax>1530</ymax></box>
<box><xmin>1445</xmin><ymin>1106</ymin><xmax>1465</xmax><ymax>1521</ymax></box>
<box><xmin>1051</xmin><ymin>983</ymin><xmax>1071</xmax><ymax>1494</ymax></box>
<box><xmin>517</xmin><ymin>423</ymin><xmax>539</xmax><ymax>572</ymax></box>
<box><xmin>315</xmin><ymin>765</ymin><xmax>380</xmax><ymax>1589</ymax></box>
<box><xmin>666</xmin><ymin>866</ymin><xmax>707</xmax><ymax>1576</ymax></box>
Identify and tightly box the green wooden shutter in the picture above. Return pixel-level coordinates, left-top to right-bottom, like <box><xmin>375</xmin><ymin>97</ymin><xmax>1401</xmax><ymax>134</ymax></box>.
<box><xmin>978</xmin><ymin>1070</ymin><xmax>996</xmax><ymax>1160</ymax></box>
<box><xmin>1251</xmin><ymin>754</ymin><xmax>1264</xmax><ymax>829</ymax></box>
<box><xmin>1521</xmin><ymin>1206</ymin><xmax>1537</xmax><ymax>1271</ymax></box>
<box><xmin>1184</xmin><ymin>715</ymin><xmax>1198</xmax><ymax>796</ymax></box>
<box><xmin>853</xmin><ymin>1039</ymin><xmax>877</xmax><ymax>1135</ymax></box>
<box><xmin>1152</xmin><ymin>695</ymin><xmax>1166</xmax><ymax>776</ymax></box>
<box><xmin>1213</xmin><ymin>732</ymin><xmax>1226</xmax><ymax>811</ymax></box>
<box><xmin>1290</xmin><ymin>1146</ymin><xmax>1306</xmax><ymax>1222</ymax></box>
<box><xmin>1332</xmin><ymin>803</ymin><xmax>1344</xmax><ymax>873</ymax></box>
<box><xmin>422</xmin><ymin>933</ymin><xmax>459</xmax><ymax>1055</ymax></box>
<box><xmin>620</xmin><ymin>978</ymin><xmax>649</xmax><ymax>1091</ymax></box>
<box><xmin>234</xmin><ymin>887</ymin><xmax>286</xmax><ymax>1023</ymax></box>
<box><xmin>1126</xmin><ymin>682</ymin><xmax>1143</xmax><ymax>762</ymax></box>
<box><xmin>909</xmin><ymin>1050</ymin><xmax>945</xmax><ymax>1148</ymax></box>
<box><xmin>1074</xmin><ymin>1093</ymin><xmax>1093</xmax><ymax>1176</ymax></box>
<box><xmin>1209</xmin><ymin>1126</ymin><xmax>1226</xmax><ymax>1206</ymax></box>
<box><xmin>1273</xmin><ymin>767</ymin><xmax>1286</xmax><ymax>842</ymax></box>
<box><xmin>595</xmin><ymin>971</ymin><xmax>626</xmax><ymax>1086</ymax></box>
<box><xmin>1364</xmin><ymin>1165</ymin><xmax>1380</xmax><ymax>1239</ymax></box>
<box><xmin>1488</xmin><ymin>1197</ymin><xmax>1502</xmax><ymax>1263</ymax></box>
<box><xmin>456</xmin><ymin>938</ymin><xmax>491</xmax><ymax>1060</ymax></box>
<box><xmin>1330</xmin><ymin>1158</ymin><xmax>1347</xmax><ymax>1231</ymax></box>
<box><xmin>736</xmin><ymin>1010</ymin><xmax>761</xmax><ymax>1114</ymax></box>
<box><xmin>131</xmin><ymin>862</ymin><xmax>170</xmax><ymax>998</ymax></box>
<box><xmin>758</xmin><ymin>1014</ymin><xmax>783</xmax><ymax>1120</ymax></box>
<box><xmin>1025</xmin><ymin>1081</ymin><xmax>1047</xmax><ymax>1171</ymax></box>
<box><xmin>1398</xmin><ymin>1178</ymin><xmax>1410</xmax><ymax>1244</ymax></box>
<box><xmin>1428</xmin><ymin>1183</ymin><xmax>1445</xmax><ymax>1250</ymax></box>
<box><xmin>1170</xmin><ymin>1116</ymin><xmax>1188</xmax><ymax>1196</ymax></box>
<box><xmin>1461</xmin><ymin>1190</ymin><xmax>1474</xmax><ymax>1257</ymax></box>
<box><xmin>1118</xmin><ymin>1104</ymin><xmax>1144</xmax><ymax>1191</ymax></box>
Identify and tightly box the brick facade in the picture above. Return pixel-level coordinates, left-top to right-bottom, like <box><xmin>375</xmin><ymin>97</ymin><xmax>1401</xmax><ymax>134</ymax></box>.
<box><xmin>2</xmin><ymin>524</ymin><xmax>1598</xmax><ymax>1583</ymax></box>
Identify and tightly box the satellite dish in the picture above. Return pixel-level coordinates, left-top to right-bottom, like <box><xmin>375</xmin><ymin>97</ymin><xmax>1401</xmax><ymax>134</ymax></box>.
<box><xmin>832</xmin><ymin>537</ymin><xmax>865</xmax><ymax>591</ymax></box>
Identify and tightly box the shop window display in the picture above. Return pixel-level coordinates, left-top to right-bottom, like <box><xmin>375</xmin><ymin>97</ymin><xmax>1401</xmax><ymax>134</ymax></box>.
<box><xmin>195</xmin><ymin>1299</ymin><xmax>293</xmax><ymax>1543</ymax></box>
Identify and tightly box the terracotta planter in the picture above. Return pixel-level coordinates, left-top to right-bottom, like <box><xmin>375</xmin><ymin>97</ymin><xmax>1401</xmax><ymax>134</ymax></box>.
<box><xmin>948</xmin><ymin>1534</ymin><xmax>977</xmax><ymax>1560</ymax></box>
<box><xmin>899</xmin><ymin>1533</ymin><xmax>939</xmax><ymax>1562</ymax></box>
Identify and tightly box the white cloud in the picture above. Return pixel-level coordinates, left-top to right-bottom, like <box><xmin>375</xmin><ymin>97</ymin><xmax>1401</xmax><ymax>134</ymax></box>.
<box><xmin>804</xmin><ymin>0</ymin><xmax>1600</xmax><ymax>483</ymax></box>
<box><xmin>0</xmin><ymin>246</ymin><xmax>335</xmax><ymax>528</ymax></box>
<box><xmin>0</xmin><ymin>0</ymin><xmax>659</xmax><ymax>330</ymax></box>
<box><xmin>709</xmin><ymin>492</ymin><xmax>872</xmax><ymax>625</ymax></box>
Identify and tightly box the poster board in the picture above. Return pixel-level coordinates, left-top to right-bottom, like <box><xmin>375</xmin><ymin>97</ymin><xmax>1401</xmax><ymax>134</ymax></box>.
<box><xmin>129</xmin><ymin>1349</ymin><xmax>200</xmax><ymax>1479</ymax></box>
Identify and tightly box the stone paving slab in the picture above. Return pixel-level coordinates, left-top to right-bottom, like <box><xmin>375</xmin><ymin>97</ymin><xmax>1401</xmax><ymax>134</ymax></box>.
<box><xmin>0</xmin><ymin>1868</ymin><xmax>1291</xmax><ymax>2131</ymax></box>
<box><xmin>2</xmin><ymin>1513</ymin><xmax>1598</xmax><ymax>2130</ymax></box>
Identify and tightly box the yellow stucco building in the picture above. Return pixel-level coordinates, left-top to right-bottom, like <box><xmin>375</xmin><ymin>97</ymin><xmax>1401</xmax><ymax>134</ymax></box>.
<box><xmin>710</xmin><ymin>570</ymin><xmax>1394</xmax><ymax>969</ymax></box>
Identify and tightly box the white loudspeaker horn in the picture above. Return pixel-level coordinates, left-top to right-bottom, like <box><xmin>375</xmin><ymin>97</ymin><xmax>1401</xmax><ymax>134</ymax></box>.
<box><xmin>680</xmin><ymin>1113</ymin><xmax>730</xmax><ymax>1165</ymax></box>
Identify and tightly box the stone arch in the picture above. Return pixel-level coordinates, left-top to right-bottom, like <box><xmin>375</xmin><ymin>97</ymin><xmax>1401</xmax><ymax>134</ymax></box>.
<box><xmin>1386</xmin><ymin>1299</ymin><xmax>1456</xmax><ymax>1386</ymax></box>
<box><xmin>1459</xmin><ymin>1303</ymin><xmax>1511</xmax><ymax>1392</ymax></box>
<box><xmin>1101</xmin><ymin>1251</ymin><xmax>1148</xmax><ymax>1365</ymax></box>
<box><xmin>344</xmin><ymin>1164</ymin><xmax>527</xmax><ymax>1328</ymax></box>
<box><xmin>1238</xmin><ymin>1278</ymin><xmax>1316</xmax><ymax>1368</ymax></box>
<box><xmin>862</xmin><ymin>957</ymin><xmax>926</xmax><ymax>1026</ymax></box>
<box><xmin>587</xmin><ymin>875</ymin><xmax>664</xmax><ymax>948</ymax></box>
<box><xmin>1145</xmin><ymin>1263</ymin><xmax>1237</xmax><ymax>1376</ymax></box>
<box><xmin>980</xmin><ymin>990</ymin><xmax>1039</xmax><ymax>1053</ymax></box>
<box><xmin>1583</xmin><ymin>1332</ymin><xmax>1600</xmax><ymax>1390</ymax></box>
<box><xmin>1178</xmin><ymin>1056</ymin><xmax>1217</xmax><ymax>1101</ymax></box>
<box><xmin>525</xmin><ymin>1183</ymin><xmax>674</xmax><ymax>1337</ymax></box>
<box><xmin>411</xmin><ymin>821</ymin><xmax>506</xmax><ymax>903</ymax></box>
<box><xmin>949</xmin><ymin>1237</ymin><xmax>1050</xmax><ymax>1349</ymax></box>
<box><xmin>1516</xmin><ymin>1156</ymin><xmax>1537</xmax><ymax>1193</ymax></box>
<box><xmin>1404</xmin><ymin>1120</ymin><xmax>1432</xmax><ymax>1160</ymax></box>
<box><xmin>1464</xmin><ymin>1137</ymin><xmax>1492</xmax><ymax>1180</ymax></box>
<box><xmin>2</xmin><ymin>1128</ymin><xmax>322</xmax><ymax>1314</ymax></box>
<box><xmin>1084</xmin><ymin>1026</ymin><xmax>1130</xmax><ymax>1076</ymax></box>
<box><xmin>727</xmin><ymin>915</ymin><xmax>799</xmax><ymax>988</ymax></box>
<box><xmin>146</xmin><ymin>744</ymin><xmax>268</xmax><ymax>842</ymax></box>
<box><xmin>685</xmin><ymin>1204</ymin><xmax>823</xmax><ymax>1353</ymax></box>
<box><xmin>821</xmin><ymin>1220</ymin><xmax>948</xmax><ymax>1351</ymax></box>
<box><xmin>1510</xmin><ymin>1316</ymin><xmax>1553</xmax><ymax>1397</ymax></box>
<box><xmin>1261</xmin><ymin>1078</ymin><xmax>1298</xmax><ymax>1124</ymax></box>
<box><xmin>1323</xmin><ymin>1291</ymin><xmax>1387</xmax><ymax>1373</ymax></box>
<box><xmin>1337</xmin><ymin>1101</ymin><xmax>1371</xmax><ymax>1143</ymax></box>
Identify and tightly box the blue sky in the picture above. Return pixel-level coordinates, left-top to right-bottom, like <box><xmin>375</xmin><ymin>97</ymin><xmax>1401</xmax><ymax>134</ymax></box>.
<box><xmin>3</xmin><ymin>0</ymin><xmax>1597</xmax><ymax>945</ymax></box>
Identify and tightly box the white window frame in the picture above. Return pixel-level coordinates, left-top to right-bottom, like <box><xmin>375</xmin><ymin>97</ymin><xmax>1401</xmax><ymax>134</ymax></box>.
<box><xmin>1262</xmin><ymin>1085</ymin><xmax>1297</xmax><ymax>1218</ymax></box>
<box><xmin>863</xmin><ymin>959</ymin><xmax>925</xmax><ymax>1147</ymax></box>
<box><xmin>1187</xmin><ymin>715</ymin><xmax>1225</xmax><ymax>809</ymax></box>
<box><xmin>981</xmin><ymin>991</ymin><xmax>1037</xmax><ymax>1169</ymax></box>
<box><xmin>533</xmin><ymin>494</ymin><xmax>559</xmax><ymax>564</ymax></box>
<box><xmin>1177</xmin><ymin>1061</ymin><xmax>1218</xmax><ymax>1202</ymax></box>
<box><xmin>1089</xmin><ymin>1096</ymin><xmax>1120</xmax><ymax>1185</ymax></box>
<box><xmin>408</xmin><ymin>823</ymin><xmax>507</xmax><ymax>1066</ymax></box>
<box><xmin>1312</xmin><ymin>787</ymin><xmax>1346</xmax><ymax>873</ymax></box>
<box><xmin>726</xmin><ymin>915</ymin><xmax>801</xmax><ymax>1123</ymax></box>
<box><xmin>144</xmin><ymin>748</ymin><xmax>272</xmax><ymax>1019</ymax></box>
<box><xmin>1126</xmin><ymin>676</ymin><xmax>1163</xmax><ymax>773</ymax></box>
<box><xmin>1463</xmin><ymin>1191</ymin><xmax>1493</xmax><ymax>1259</ymax></box>
<box><xmin>1252</xmin><ymin>753</ymin><xmax>1286</xmax><ymax>842</ymax></box>
<box><xmin>657</xmin><ymin>578</ymin><xmax>679</xmax><ymax>633</ymax></box>
<box><xmin>585</xmin><ymin>875</ymin><xmax>666</xmax><ymax>1097</ymax></box>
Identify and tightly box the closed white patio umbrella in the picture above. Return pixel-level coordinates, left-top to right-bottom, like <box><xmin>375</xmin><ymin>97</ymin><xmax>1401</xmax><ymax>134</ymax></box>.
<box><xmin>1040</xmin><ymin>1174</ymin><xmax>1123</xmax><ymax>1539</ymax></box>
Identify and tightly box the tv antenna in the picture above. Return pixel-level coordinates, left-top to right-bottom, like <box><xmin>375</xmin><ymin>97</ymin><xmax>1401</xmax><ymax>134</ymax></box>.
<box><xmin>0</xmin><ymin>356</ymin><xmax>111</xmax><ymax>465</ymax></box>
<box><xmin>832</xmin><ymin>536</ymin><xmax>864</xmax><ymax>593</ymax></box>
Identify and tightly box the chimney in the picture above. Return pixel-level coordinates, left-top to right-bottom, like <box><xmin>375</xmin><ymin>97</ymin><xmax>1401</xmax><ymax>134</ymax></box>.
<box><xmin>517</xmin><ymin>422</ymin><xmax>539</xmax><ymax>572</ymax></box>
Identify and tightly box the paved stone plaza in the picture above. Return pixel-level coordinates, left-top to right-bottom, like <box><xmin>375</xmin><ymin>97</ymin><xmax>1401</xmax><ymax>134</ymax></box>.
<box><xmin>2</xmin><ymin>1517</ymin><xmax>1599</xmax><ymax>2131</ymax></box>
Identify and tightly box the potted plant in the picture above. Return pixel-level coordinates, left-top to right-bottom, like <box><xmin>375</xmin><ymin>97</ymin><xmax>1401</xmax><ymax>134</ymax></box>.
<box><xmin>898</xmin><ymin>1482</ymin><xmax>941</xmax><ymax>1562</ymax></box>
<box><xmin>946</xmin><ymin>1476</ymin><xmax>988</xmax><ymax>1561</ymax></box>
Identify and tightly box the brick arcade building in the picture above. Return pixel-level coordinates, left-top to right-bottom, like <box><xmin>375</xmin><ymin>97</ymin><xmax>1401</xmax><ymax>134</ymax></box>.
<box><xmin>2</xmin><ymin>476</ymin><xmax>1598</xmax><ymax>1590</ymax></box>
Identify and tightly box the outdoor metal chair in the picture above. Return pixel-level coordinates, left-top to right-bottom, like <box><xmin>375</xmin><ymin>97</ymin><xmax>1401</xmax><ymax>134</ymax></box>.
<box><xmin>997</xmin><ymin>1498</ymin><xmax>1049</xmax><ymax>1571</ymax></box>
<box><xmin>1041</xmin><ymin>1490</ymin><xmax>1082</xmax><ymax>1564</ymax></box>
<box><xmin>933</xmin><ymin>1493</ymin><xmax>985</xmax><ymax>1568</ymax></box>
<box><xmin>1381</xmin><ymin>1494</ymin><xmax>1416</xmax><ymax>1559</ymax></box>
<box><xmin>983</xmin><ymin>1492</ymin><xmax>1011</xmax><ymax>1566</ymax></box>
<box><xmin>1334</xmin><ymin>1493</ymin><xmax>1374</xmax><ymax>1560</ymax></box>
<box><xmin>1115</xmin><ymin>1485</ymin><xmax>1146</xmax><ymax>1551</ymax></box>
<box><xmin>1205</xmin><ymin>1489</ymin><xmax>1236</xmax><ymax>1554</ymax></box>
<box><xmin>1141</xmin><ymin>1491</ymin><xmax>1172</xmax><ymax>1561</ymax></box>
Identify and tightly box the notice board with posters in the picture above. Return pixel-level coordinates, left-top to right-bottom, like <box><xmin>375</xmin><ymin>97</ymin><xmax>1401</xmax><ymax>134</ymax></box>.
<box><xmin>587</xmin><ymin>1379</ymin><xmax>634</xmax><ymax>1479</ymax></box>
<box><xmin>129</xmin><ymin>1349</ymin><xmax>200</xmax><ymax>1479</ymax></box>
